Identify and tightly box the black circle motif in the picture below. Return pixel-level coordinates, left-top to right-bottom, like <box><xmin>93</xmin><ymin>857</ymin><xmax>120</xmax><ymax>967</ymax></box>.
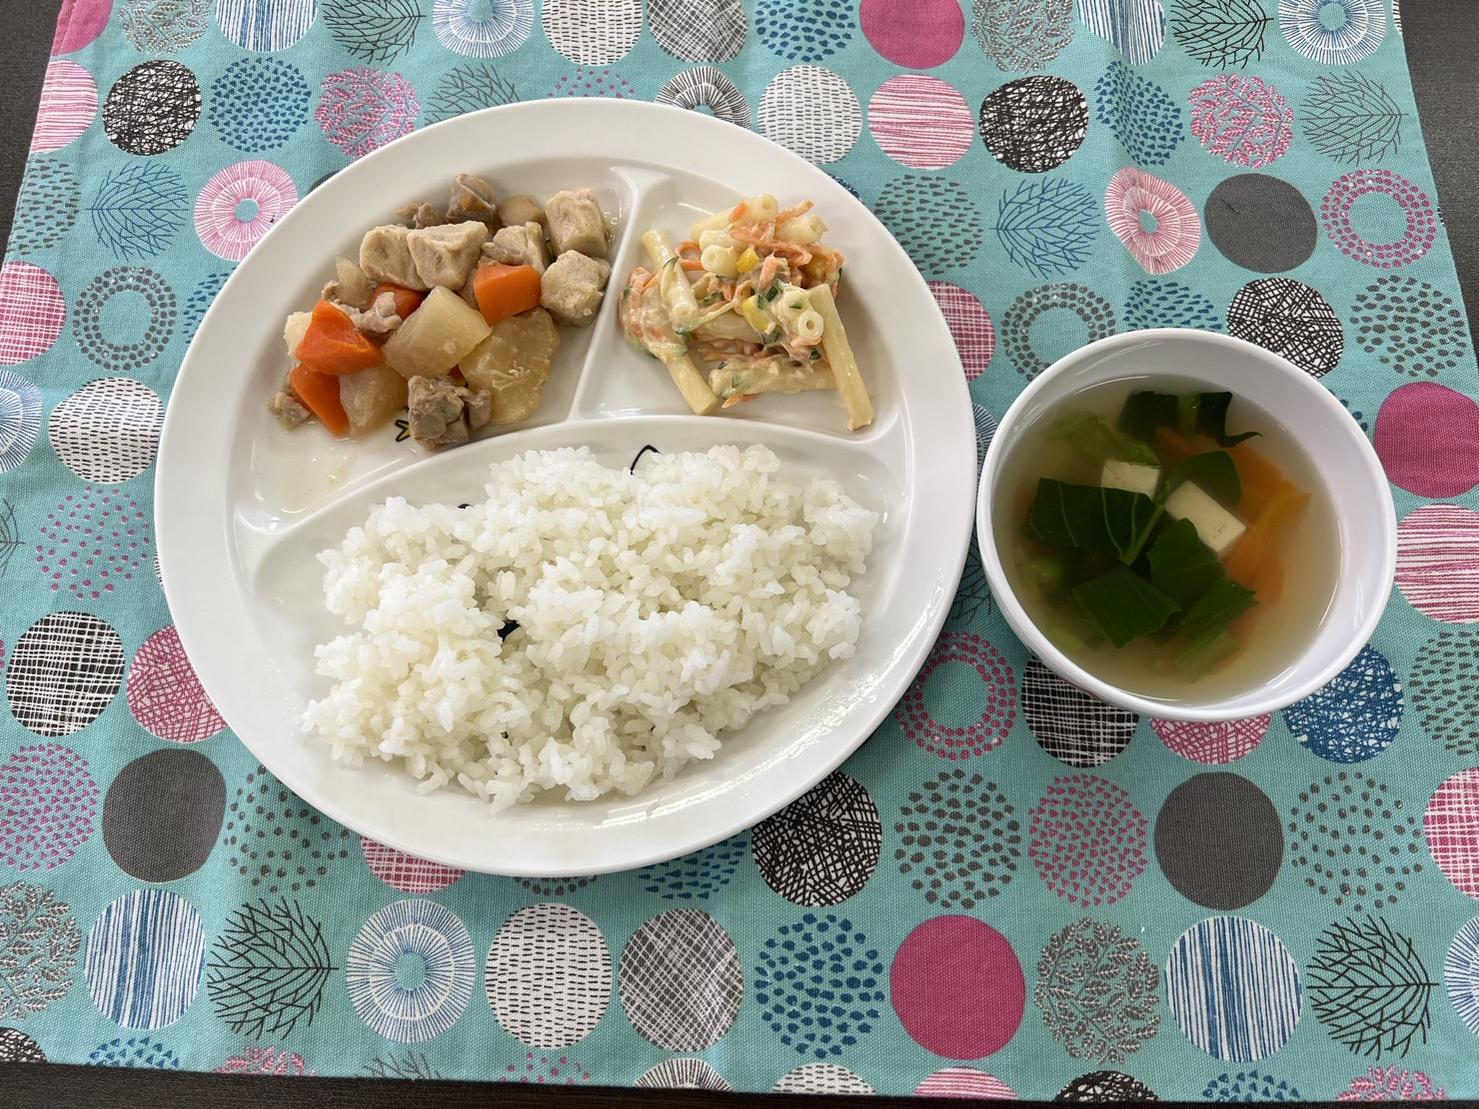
<box><xmin>11</xmin><ymin>157</ymin><xmax>79</xmax><ymax>254</ymax></box>
<box><xmin>874</xmin><ymin>176</ymin><xmax>984</xmax><ymax>274</ymax></box>
<box><xmin>1155</xmin><ymin>772</ymin><xmax>1283</xmax><ymax>910</ymax></box>
<box><xmin>649</xmin><ymin>0</ymin><xmax>748</xmax><ymax>61</ymax></box>
<box><xmin>1023</xmin><ymin>657</ymin><xmax>1138</xmax><ymax>766</ymax></box>
<box><xmin>656</xmin><ymin>66</ymin><xmax>752</xmax><ymax>128</ymax></box>
<box><xmin>220</xmin><ymin>766</ymin><xmax>353</xmax><ymax>894</ymax></box>
<box><xmin>1204</xmin><ymin>174</ymin><xmax>1317</xmax><ymax>273</ymax></box>
<box><xmin>896</xmin><ymin>767</ymin><xmax>1022</xmax><ymax>909</ymax></box>
<box><xmin>1351</xmin><ymin>274</ymin><xmax>1472</xmax><ymax>377</ymax></box>
<box><xmin>5</xmin><ymin>612</ymin><xmax>125</xmax><ymax>738</ymax></box>
<box><xmin>979</xmin><ymin>75</ymin><xmax>1088</xmax><ymax>172</ymax></box>
<box><xmin>1227</xmin><ymin>277</ymin><xmax>1344</xmax><ymax>378</ymax></box>
<box><xmin>1286</xmin><ymin>770</ymin><xmax>1424</xmax><ymax>914</ymax></box>
<box><xmin>0</xmin><ymin>1028</ymin><xmax>46</xmax><ymax>1063</ymax></box>
<box><xmin>1002</xmin><ymin>283</ymin><xmax>1118</xmax><ymax>378</ymax></box>
<box><xmin>1056</xmin><ymin>1071</ymin><xmax>1158</xmax><ymax>1102</ymax></box>
<box><xmin>621</xmin><ymin>910</ymin><xmax>742</xmax><ymax>1050</ymax></box>
<box><xmin>753</xmin><ymin>771</ymin><xmax>881</xmax><ymax>905</ymax></box>
<box><xmin>73</xmin><ymin>267</ymin><xmax>177</xmax><ymax>373</ymax></box>
<box><xmin>103</xmin><ymin>60</ymin><xmax>201</xmax><ymax>156</ymax></box>
<box><xmin>103</xmin><ymin>749</ymin><xmax>226</xmax><ymax>882</ymax></box>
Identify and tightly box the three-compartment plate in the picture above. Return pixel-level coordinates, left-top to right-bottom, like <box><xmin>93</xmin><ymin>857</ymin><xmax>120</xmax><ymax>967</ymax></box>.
<box><xmin>156</xmin><ymin>100</ymin><xmax>975</xmax><ymax>876</ymax></box>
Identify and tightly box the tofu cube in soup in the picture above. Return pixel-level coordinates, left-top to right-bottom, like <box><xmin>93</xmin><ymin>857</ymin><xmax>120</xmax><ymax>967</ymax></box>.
<box><xmin>545</xmin><ymin>189</ymin><xmax>608</xmax><ymax>259</ymax></box>
<box><xmin>541</xmin><ymin>251</ymin><xmax>610</xmax><ymax>326</ymax></box>
<box><xmin>486</xmin><ymin>222</ymin><xmax>549</xmax><ymax>274</ymax></box>
<box><xmin>1101</xmin><ymin>460</ymin><xmax>1160</xmax><ymax>497</ymax></box>
<box><xmin>498</xmin><ymin>193</ymin><xmax>545</xmax><ymax>230</ymax></box>
<box><xmin>448</xmin><ymin>173</ymin><xmax>500</xmax><ymax>229</ymax></box>
<box><xmin>407</xmin><ymin>221</ymin><xmax>488</xmax><ymax>289</ymax></box>
<box><xmin>338</xmin><ymin>364</ymin><xmax>408</xmax><ymax>435</ymax></box>
<box><xmin>1165</xmin><ymin>482</ymin><xmax>1246</xmax><ymax>555</ymax></box>
<box><xmin>360</xmin><ymin>225</ymin><xmax>427</xmax><ymax>291</ymax></box>
<box><xmin>382</xmin><ymin>286</ymin><xmax>491</xmax><ymax>378</ymax></box>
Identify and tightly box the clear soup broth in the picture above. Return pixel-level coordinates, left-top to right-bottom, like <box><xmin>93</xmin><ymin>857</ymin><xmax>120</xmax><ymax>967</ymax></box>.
<box><xmin>993</xmin><ymin>377</ymin><xmax>1339</xmax><ymax>703</ymax></box>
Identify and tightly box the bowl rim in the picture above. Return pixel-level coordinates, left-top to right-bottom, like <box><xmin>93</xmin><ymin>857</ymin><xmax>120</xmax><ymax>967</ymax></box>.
<box><xmin>975</xmin><ymin>327</ymin><xmax>1397</xmax><ymax>722</ymax></box>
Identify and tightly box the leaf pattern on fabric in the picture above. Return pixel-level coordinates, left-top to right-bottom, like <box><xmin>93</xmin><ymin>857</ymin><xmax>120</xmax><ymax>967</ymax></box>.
<box><xmin>1035</xmin><ymin>918</ymin><xmax>1160</xmax><ymax>1062</ymax></box>
<box><xmin>1309</xmin><ymin>917</ymin><xmax>1437</xmax><ymax>1059</ymax></box>
<box><xmin>205</xmin><ymin>899</ymin><xmax>336</xmax><ymax>1039</ymax></box>
<box><xmin>0</xmin><ymin>880</ymin><xmax>80</xmax><ymax>1020</ymax></box>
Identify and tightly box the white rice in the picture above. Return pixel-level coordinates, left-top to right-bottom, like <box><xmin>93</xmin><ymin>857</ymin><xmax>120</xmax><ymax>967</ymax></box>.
<box><xmin>304</xmin><ymin>444</ymin><xmax>878</xmax><ymax>809</ymax></box>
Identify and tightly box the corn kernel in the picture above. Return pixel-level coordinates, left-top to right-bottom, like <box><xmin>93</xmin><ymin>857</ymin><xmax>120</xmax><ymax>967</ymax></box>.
<box><xmin>736</xmin><ymin>247</ymin><xmax>760</xmax><ymax>273</ymax></box>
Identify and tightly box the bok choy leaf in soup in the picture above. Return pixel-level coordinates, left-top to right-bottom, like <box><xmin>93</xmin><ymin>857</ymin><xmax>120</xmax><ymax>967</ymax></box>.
<box><xmin>1147</xmin><ymin>518</ymin><xmax>1224</xmax><ymax>607</ymax></box>
<box><xmin>1168</xmin><ymin>450</ymin><xmax>1241</xmax><ymax>507</ymax></box>
<box><xmin>1180</xmin><ymin>578</ymin><xmax>1258</xmax><ymax>638</ymax></box>
<box><xmin>1026</xmin><ymin>479</ymin><xmax>1162</xmax><ymax>563</ymax></box>
<box><xmin>1070</xmin><ymin>565</ymin><xmax>1181</xmax><ymax>647</ymax></box>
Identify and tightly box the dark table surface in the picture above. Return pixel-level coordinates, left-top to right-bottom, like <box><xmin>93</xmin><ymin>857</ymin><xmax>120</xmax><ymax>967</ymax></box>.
<box><xmin>3</xmin><ymin>3</ymin><xmax>1477</xmax><ymax>1106</ymax></box>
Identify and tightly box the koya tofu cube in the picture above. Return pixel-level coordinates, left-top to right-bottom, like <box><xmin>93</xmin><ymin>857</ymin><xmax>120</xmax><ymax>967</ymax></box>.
<box><xmin>1101</xmin><ymin>460</ymin><xmax>1160</xmax><ymax>497</ymax></box>
<box><xmin>1165</xmin><ymin>482</ymin><xmax>1246</xmax><ymax>555</ymax></box>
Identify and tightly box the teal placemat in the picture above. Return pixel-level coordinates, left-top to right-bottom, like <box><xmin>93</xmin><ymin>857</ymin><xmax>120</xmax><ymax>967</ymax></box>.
<box><xmin>3</xmin><ymin>0</ymin><xmax>1478</xmax><ymax>1098</ymax></box>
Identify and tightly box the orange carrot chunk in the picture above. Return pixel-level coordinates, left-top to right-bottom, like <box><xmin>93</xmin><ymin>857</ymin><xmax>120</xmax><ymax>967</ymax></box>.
<box><xmin>1229</xmin><ymin>441</ymin><xmax>1285</xmax><ymax>491</ymax></box>
<box><xmin>288</xmin><ymin>364</ymin><xmax>349</xmax><ymax>437</ymax></box>
<box><xmin>295</xmin><ymin>300</ymin><xmax>382</xmax><ymax>375</ymax></box>
<box><xmin>1153</xmin><ymin>425</ymin><xmax>1198</xmax><ymax>468</ymax></box>
<box><xmin>474</xmin><ymin>263</ymin><xmax>542</xmax><ymax>326</ymax></box>
<box><xmin>372</xmin><ymin>282</ymin><xmax>426</xmax><ymax>319</ymax></box>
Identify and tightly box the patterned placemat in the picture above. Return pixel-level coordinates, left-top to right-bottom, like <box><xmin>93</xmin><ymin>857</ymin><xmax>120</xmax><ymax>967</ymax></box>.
<box><xmin>2</xmin><ymin>0</ymin><xmax>1478</xmax><ymax>1099</ymax></box>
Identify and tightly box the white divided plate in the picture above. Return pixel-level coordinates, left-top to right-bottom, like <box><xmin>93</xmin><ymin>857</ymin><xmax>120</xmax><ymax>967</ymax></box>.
<box><xmin>156</xmin><ymin>100</ymin><xmax>974</xmax><ymax>876</ymax></box>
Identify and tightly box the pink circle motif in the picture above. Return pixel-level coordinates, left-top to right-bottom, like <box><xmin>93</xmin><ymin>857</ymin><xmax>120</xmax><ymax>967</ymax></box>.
<box><xmin>1376</xmin><ymin>383</ymin><xmax>1479</xmax><ymax>498</ymax></box>
<box><xmin>1322</xmin><ymin>170</ymin><xmax>1437</xmax><ymax>269</ymax></box>
<box><xmin>215</xmin><ymin>1048</ymin><xmax>312</xmax><ymax>1075</ymax></box>
<box><xmin>548</xmin><ymin>67</ymin><xmax>637</xmax><ymax>99</ymax></box>
<box><xmin>915</xmin><ymin>1069</ymin><xmax>1016</xmax><ymax>1098</ymax></box>
<box><xmin>860</xmin><ymin>0</ymin><xmax>964</xmax><ymax>68</ymax></box>
<box><xmin>1029</xmin><ymin>773</ymin><xmax>1148</xmax><ymax>906</ymax></box>
<box><xmin>1397</xmin><ymin>504</ymin><xmax>1479</xmax><ymax>624</ymax></box>
<box><xmin>892</xmin><ymin>915</ymin><xmax>1024</xmax><ymax>1058</ymax></box>
<box><xmin>1106</xmin><ymin>167</ymin><xmax>1201</xmax><ymax>275</ymax></box>
<box><xmin>1339</xmin><ymin>1066</ymin><xmax>1447</xmax><ymax>1102</ymax></box>
<box><xmin>0</xmin><ymin>263</ymin><xmax>66</xmax><ymax>366</ymax></box>
<box><xmin>1426</xmin><ymin>768</ymin><xmax>1479</xmax><ymax>899</ymax></box>
<box><xmin>869</xmin><ymin>75</ymin><xmax>973</xmax><ymax>170</ymax></box>
<box><xmin>195</xmin><ymin>161</ymin><xmax>299</xmax><ymax>261</ymax></box>
<box><xmin>1153</xmin><ymin>716</ymin><xmax>1271</xmax><ymax>764</ymax></box>
<box><xmin>929</xmin><ymin>282</ymin><xmax>994</xmax><ymax>380</ymax></box>
<box><xmin>126</xmin><ymin>625</ymin><xmax>225</xmax><ymax>743</ymax></box>
<box><xmin>32</xmin><ymin>60</ymin><xmax>98</xmax><ymax>153</ymax></box>
<box><xmin>1189</xmin><ymin>74</ymin><xmax>1294</xmax><ymax>169</ymax></box>
<box><xmin>52</xmin><ymin>0</ymin><xmax>112</xmax><ymax>55</ymax></box>
<box><xmin>316</xmin><ymin>68</ymin><xmax>420</xmax><ymax>160</ymax></box>
<box><xmin>362</xmin><ymin>836</ymin><xmax>465</xmax><ymax>893</ymax></box>
<box><xmin>505</xmin><ymin>1053</ymin><xmax>592</xmax><ymax>1085</ymax></box>
<box><xmin>896</xmin><ymin>632</ymin><xmax>1016</xmax><ymax>760</ymax></box>
<box><xmin>36</xmin><ymin>488</ymin><xmax>151</xmax><ymax>601</ymax></box>
<box><xmin>0</xmin><ymin>743</ymin><xmax>99</xmax><ymax>870</ymax></box>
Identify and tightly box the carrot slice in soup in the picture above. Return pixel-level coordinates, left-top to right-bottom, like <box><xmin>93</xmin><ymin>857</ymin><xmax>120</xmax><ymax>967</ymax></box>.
<box><xmin>474</xmin><ymin>263</ymin><xmax>542</xmax><ymax>326</ymax></box>
<box><xmin>295</xmin><ymin>300</ymin><xmax>382</xmax><ymax>375</ymax></box>
<box><xmin>1153</xmin><ymin>426</ymin><xmax>1198</xmax><ymax>467</ymax></box>
<box><xmin>288</xmin><ymin>364</ymin><xmax>349</xmax><ymax>437</ymax></box>
<box><xmin>372</xmin><ymin>282</ymin><xmax>426</xmax><ymax>318</ymax></box>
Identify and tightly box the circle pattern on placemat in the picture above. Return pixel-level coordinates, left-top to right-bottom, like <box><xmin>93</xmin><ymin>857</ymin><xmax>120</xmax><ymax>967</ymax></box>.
<box><xmin>757</xmin><ymin>0</ymin><xmax>852</xmax><ymax>61</ymax></box>
<box><xmin>103</xmin><ymin>61</ymin><xmax>200</xmax><ymax>156</ymax></box>
<box><xmin>88</xmin><ymin>1035</ymin><xmax>180</xmax><ymax>1070</ymax></box>
<box><xmin>979</xmin><ymin>76</ymin><xmax>1087</xmax><ymax>173</ymax></box>
<box><xmin>1426</xmin><ymin>769</ymin><xmax>1479</xmax><ymax>899</ymax></box>
<box><xmin>103</xmin><ymin>749</ymin><xmax>224</xmax><ymax>882</ymax></box>
<box><xmin>195</xmin><ymin>160</ymin><xmax>298</xmax><ymax>261</ymax></box>
<box><xmin>1322</xmin><ymin>169</ymin><xmax>1436</xmax><ymax>269</ymax></box>
<box><xmin>896</xmin><ymin>767</ymin><xmax>1022</xmax><ymax>910</ymax></box>
<box><xmin>1036</xmin><ymin>918</ymin><xmax>1160</xmax><ymax>1062</ymax></box>
<box><xmin>1302</xmin><ymin>70</ymin><xmax>1406</xmax><ymax>164</ymax></box>
<box><xmin>85</xmin><ymin>889</ymin><xmax>205</xmax><ymax>1029</ymax></box>
<box><xmin>1446</xmin><ymin>916</ymin><xmax>1479</xmax><ymax>1035</ymax></box>
<box><xmin>1094</xmin><ymin>61</ymin><xmax>1180</xmax><ymax>166</ymax></box>
<box><xmin>0</xmin><ymin>262</ymin><xmax>66</xmax><ymax>365</ymax></box>
<box><xmin>0</xmin><ymin>881</ymin><xmax>81</xmax><ymax>1021</ymax></box>
<box><xmin>209</xmin><ymin>57</ymin><xmax>310</xmax><ymax>151</ymax></box>
<box><xmin>1105</xmin><ymin>167</ymin><xmax>1201</xmax><ymax>275</ymax></box>
<box><xmin>516</xmin><ymin>876</ymin><xmax>597</xmax><ymax>897</ymax></box>
<box><xmin>1056</xmin><ymin>1071</ymin><xmax>1159</xmax><ymax>1102</ymax></box>
<box><xmin>181</xmin><ymin>272</ymin><xmax>230</xmax><ymax>342</ymax></box>
<box><xmin>1153</xmin><ymin>715</ymin><xmax>1270</xmax><ymax>763</ymax></box>
<box><xmin>636</xmin><ymin>1058</ymin><xmax>731</xmax><ymax>1090</ymax></box>
<box><xmin>752</xmin><ymin>771</ymin><xmax>881</xmax><ymax>906</ymax></box>
<box><xmin>5</xmin><ymin>612</ymin><xmax>124</xmax><ymax>738</ymax></box>
<box><xmin>1283</xmin><ymin>644</ymin><xmax>1403</xmax><ymax>764</ymax></box>
<box><xmin>973</xmin><ymin>0</ymin><xmax>1076</xmax><ymax>72</ymax></box>
<box><xmin>1307</xmin><ymin>916</ymin><xmax>1434</xmax><ymax>1058</ymax></box>
<box><xmin>121</xmin><ymin>0</ymin><xmax>210</xmax><ymax>52</ymax></box>
<box><xmin>362</xmin><ymin>838</ymin><xmax>464</xmax><ymax>893</ymax></box>
<box><xmin>424</xmin><ymin>61</ymin><xmax>520</xmax><ymax>121</ymax></box>
<box><xmin>88</xmin><ymin>162</ymin><xmax>190</xmax><ymax>261</ymax></box>
<box><xmin>756</xmin><ymin>912</ymin><xmax>885</xmax><ymax>1060</ymax></box>
<box><xmin>542</xmin><ymin>0</ymin><xmax>639</xmax><ymax>64</ymax></box>
<box><xmin>126</xmin><ymin>625</ymin><xmax>225</xmax><ymax>743</ymax></box>
<box><xmin>486</xmin><ymin>903</ymin><xmax>611</xmax><ymax>1048</ymax></box>
<box><xmin>621</xmin><ymin>910</ymin><xmax>741</xmax><ymax>1051</ymax></box>
<box><xmin>1002</xmin><ymin>283</ymin><xmax>1118</xmax><ymax>377</ymax></box>
<box><xmin>1165</xmin><ymin>916</ymin><xmax>1302</xmax><ymax>1060</ymax></box>
<box><xmin>548</xmin><ymin>66</ymin><xmax>636</xmax><ymax>99</ymax></box>
<box><xmin>638</xmin><ymin>836</ymin><xmax>747</xmax><ymax>901</ymax></box>
<box><xmin>1409</xmin><ymin>629</ymin><xmax>1479</xmax><ymax>758</ymax></box>
<box><xmin>215</xmin><ymin>0</ymin><xmax>316</xmax><ymax>51</ymax></box>
<box><xmin>1205</xmin><ymin>175</ymin><xmax>1317</xmax><ymax>273</ymax></box>
<box><xmin>875</xmin><ymin>176</ymin><xmax>984</xmax><ymax>274</ymax></box>
<box><xmin>503</xmin><ymin>1052</ymin><xmax>592</xmax><ymax>1084</ymax></box>
<box><xmin>0</xmin><ymin>744</ymin><xmax>99</xmax><ymax>871</ymax></box>
<box><xmin>206</xmin><ymin>897</ymin><xmax>335</xmax><ymax>1039</ymax></box>
<box><xmin>1203</xmin><ymin>1070</ymin><xmax>1300</xmax><ymax>1101</ymax></box>
<box><xmin>1125</xmin><ymin>281</ymin><xmax>1222</xmax><ymax>333</ymax></box>
<box><xmin>432</xmin><ymin>0</ymin><xmax>533</xmax><ymax>56</ymax></box>
<box><xmin>655</xmin><ymin>67</ymin><xmax>750</xmax><ymax>127</ymax></box>
<box><xmin>928</xmin><ymin>282</ymin><xmax>994</xmax><ymax>379</ymax></box>
<box><xmin>36</xmin><ymin>487</ymin><xmax>151</xmax><ymax>602</ymax></box>
<box><xmin>870</xmin><ymin>75</ymin><xmax>973</xmax><ymax>170</ymax></box>
<box><xmin>50</xmin><ymin>378</ymin><xmax>163</xmax><ymax>484</ymax></box>
<box><xmin>1189</xmin><ymin>74</ymin><xmax>1293</xmax><ymax>168</ymax></box>
<box><xmin>1156</xmin><ymin>773</ymin><xmax>1283</xmax><ymax>909</ymax></box>
<box><xmin>12</xmin><ymin>157</ymin><xmax>79</xmax><ymax>253</ymax></box>
<box><xmin>32</xmin><ymin>60</ymin><xmax>98</xmax><ymax>154</ymax></box>
<box><xmin>1281</xmin><ymin>0</ymin><xmax>1386</xmax><ymax>64</ymax></box>
<box><xmin>1030</xmin><ymin>774</ymin><xmax>1149</xmax><ymax>907</ymax></box>
<box><xmin>759</xmin><ymin>66</ymin><xmax>860</xmax><ymax>165</ymax></box>
<box><xmin>347</xmin><ymin>898</ymin><xmax>476</xmax><ymax>1043</ymax></box>
<box><xmin>893</xmin><ymin>915</ymin><xmax>1024</xmax><ymax>1059</ymax></box>
<box><xmin>0</xmin><ymin>1028</ymin><xmax>46</xmax><ymax>1064</ymax></box>
<box><xmin>1079</xmin><ymin>0</ymin><xmax>1166</xmax><ymax>63</ymax></box>
<box><xmin>221</xmin><ymin>766</ymin><xmax>354</xmax><ymax>895</ymax></box>
<box><xmin>1396</xmin><ymin>505</ymin><xmax>1479</xmax><ymax>624</ymax></box>
<box><xmin>895</xmin><ymin>632</ymin><xmax>1017</xmax><ymax>760</ymax></box>
<box><xmin>322</xmin><ymin>0</ymin><xmax>425</xmax><ymax>62</ymax></box>
<box><xmin>1288</xmin><ymin>770</ymin><xmax>1424</xmax><ymax>913</ymax></box>
<box><xmin>317</xmin><ymin>68</ymin><xmax>420</xmax><ymax>159</ymax></box>
<box><xmin>649</xmin><ymin>0</ymin><xmax>747</xmax><ymax>61</ymax></box>
<box><xmin>1227</xmin><ymin>278</ymin><xmax>1344</xmax><ymax>378</ymax></box>
<box><xmin>0</xmin><ymin>368</ymin><xmax>43</xmax><ymax>474</ymax></box>
<box><xmin>1352</xmin><ymin>275</ymin><xmax>1470</xmax><ymax>377</ymax></box>
<box><xmin>774</xmin><ymin>1063</ymin><xmax>873</xmax><ymax>1095</ymax></box>
<box><xmin>861</xmin><ymin>0</ymin><xmax>964</xmax><ymax>67</ymax></box>
<box><xmin>916</xmin><ymin>1069</ymin><xmax>1016</xmax><ymax>1097</ymax></box>
<box><xmin>72</xmin><ymin>267</ymin><xmax>177</xmax><ymax>373</ymax></box>
<box><xmin>1023</xmin><ymin>657</ymin><xmax>1138</xmax><ymax>766</ymax></box>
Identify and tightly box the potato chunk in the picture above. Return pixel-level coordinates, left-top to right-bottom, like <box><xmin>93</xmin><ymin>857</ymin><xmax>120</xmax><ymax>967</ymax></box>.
<box><xmin>407</xmin><ymin>221</ymin><xmax>488</xmax><ymax>289</ymax></box>
<box><xmin>338</xmin><ymin>364</ymin><xmax>408</xmax><ymax>436</ymax></box>
<box><xmin>461</xmin><ymin>308</ymin><xmax>560</xmax><ymax>425</ymax></box>
<box><xmin>381</xmin><ymin>286</ymin><xmax>491</xmax><ymax>379</ymax></box>
<box><xmin>544</xmin><ymin>188</ymin><xmax>608</xmax><ymax>258</ymax></box>
<box><xmin>283</xmin><ymin>311</ymin><xmax>311</xmax><ymax>357</ymax></box>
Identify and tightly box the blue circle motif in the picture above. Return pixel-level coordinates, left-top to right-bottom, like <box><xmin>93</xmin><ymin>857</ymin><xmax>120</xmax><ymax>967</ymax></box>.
<box><xmin>1283</xmin><ymin>644</ymin><xmax>1403</xmax><ymax>764</ymax></box>
<box><xmin>0</xmin><ymin>369</ymin><xmax>43</xmax><ymax>475</ymax></box>
<box><xmin>638</xmin><ymin>834</ymin><xmax>747</xmax><ymax>901</ymax></box>
<box><xmin>1165</xmin><ymin>915</ymin><xmax>1303</xmax><ymax>1061</ymax></box>
<box><xmin>182</xmin><ymin>272</ymin><xmax>231</xmax><ymax>343</ymax></box>
<box><xmin>88</xmin><ymin>1035</ymin><xmax>181</xmax><ymax>1069</ymax></box>
<box><xmin>1125</xmin><ymin>279</ymin><xmax>1224</xmax><ymax>332</ymax></box>
<box><xmin>346</xmin><ymin>898</ymin><xmax>476</xmax><ymax>1043</ymax></box>
<box><xmin>209</xmin><ymin>58</ymin><xmax>310</xmax><ymax>152</ymax></box>
<box><xmin>757</xmin><ymin>0</ymin><xmax>853</xmax><ymax>61</ymax></box>
<box><xmin>85</xmin><ymin>889</ymin><xmax>205</xmax><ymax>1030</ymax></box>
<box><xmin>214</xmin><ymin>0</ymin><xmax>316</xmax><ymax>52</ymax></box>
<box><xmin>754</xmin><ymin>913</ymin><xmax>886</xmax><ymax>1060</ymax></box>
<box><xmin>1095</xmin><ymin>61</ymin><xmax>1181</xmax><ymax>166</ymax></box>
<box><xmin>1281</xmin><ymin>0</ymin><xmax>1387</xmax><ymax>64</ymax></box>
